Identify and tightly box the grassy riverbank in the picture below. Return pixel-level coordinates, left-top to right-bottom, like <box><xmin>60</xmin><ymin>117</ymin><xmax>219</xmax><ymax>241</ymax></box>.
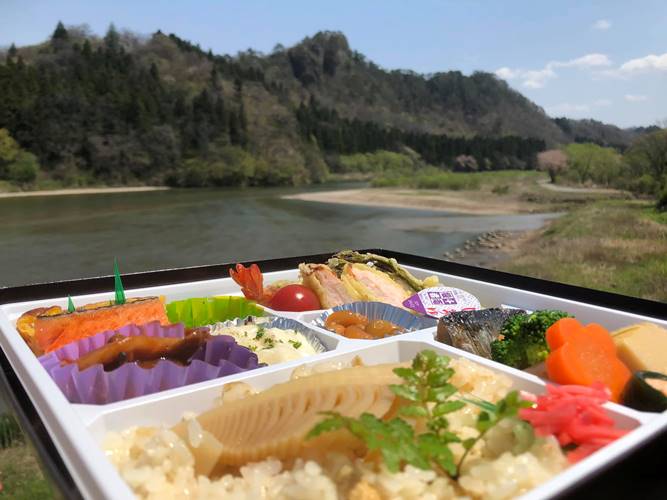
<box><xmin>500</xmin><ymin>200</ymin><xmax>667</xmax><ymax>301</ymax></box>
<box><xmin>0</xmin><ymin>444</ymin><xmax>57</xmax><ymax>499</ymax></box>
<box><xmin>288</xmin><ymin>171</ymin><xmax>665</xmax><ymax>301</ymax></box>
<box><xmin>0</xmin><ymin>184</ymin><xmax>169</xmax><ymax>198</ymax></box>
<box><xmin>287</xmin><ymin>170</ymin><xmax>630</xmax><ymax>215</ymax></box>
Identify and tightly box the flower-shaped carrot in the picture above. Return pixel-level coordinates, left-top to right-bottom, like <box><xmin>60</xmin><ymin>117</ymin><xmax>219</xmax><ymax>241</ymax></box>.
<box><xmin>545</xmin><ymin>319</ymin><xmax>631</xmax><ymax>402</ymax></box>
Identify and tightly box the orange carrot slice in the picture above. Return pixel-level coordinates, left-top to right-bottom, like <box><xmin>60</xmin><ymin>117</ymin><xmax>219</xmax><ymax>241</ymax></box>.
<box><xmin>545</xmin><ymin>319</ymin><xmax>631</xmax><ymax>403</ymax></box>
<box><xmin>581</xmin><ymin>323</ymin><xmax>617</xmax><ymax>356</ymax></box>
<box><xmin>545</xmin><ymin>317</ymin><xmax>583</xmax><ymax>350</ymax></box>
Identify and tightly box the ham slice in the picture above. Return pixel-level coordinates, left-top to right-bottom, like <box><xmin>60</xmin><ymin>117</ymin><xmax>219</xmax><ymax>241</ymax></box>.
<box><xmin>299</xmin><ymin>263</ymin><xmax>361</xmax><ymax>308</ymax></box>
<box><xmin>341</xmin><ymin>263</ymin><xmax>411</xmax><ymax>309</ymax></box>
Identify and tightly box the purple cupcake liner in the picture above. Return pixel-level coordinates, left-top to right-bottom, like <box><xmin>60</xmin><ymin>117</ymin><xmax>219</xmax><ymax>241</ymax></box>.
<box><xmin>38</xmin><ymin>322</ymin><xmax>262</xmax><ymax>405</ymax></box>
<box><xmin>39</xmin><ymin>321</ymin><xmax>186</xmax><ymax>373</ymax></box>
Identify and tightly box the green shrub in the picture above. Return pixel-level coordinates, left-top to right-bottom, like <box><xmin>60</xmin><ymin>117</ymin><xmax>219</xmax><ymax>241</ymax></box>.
<box><xmin>7</xmin><ymin>152</ymin><xmax>39</xmax><ymax>185</ymax></box>
<box><xmin>0</xmin><ymin>413</ymin><xmax>24</xmax><ymax>448</ymax></box>
<box><xmin>629</xmin><ymin>174</ymin><xmax>659</xmax><ymax>195</ymax></box>
<box><xmin>371</xmin><ymin>176</ymin><xmax>410</xmax><ymax>187</ymax></box>
<box><xmin>181</xmin><ymin>160</ymin><xmax>210</xmax><ymax>187</ymax></box>
<box><xmin>337</xmin><ymin>150</ymin><xmax>422</xmax><ymax>175</ymax></box>
<box><xmin>416</xmin><ymin>173</ymin><xmax>481</xmax><ymax>190</ymax></box>
<box><xmin>657</xmin><ymin>187</ymin><xmax>667</xmax><ymax>212</ymax></box>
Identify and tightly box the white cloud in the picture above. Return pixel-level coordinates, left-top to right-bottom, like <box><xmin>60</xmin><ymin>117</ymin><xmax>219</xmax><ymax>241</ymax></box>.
<box><xmin>618</xmin><ymin>53</ymin><xmax>667</xmax><ymax>75</ymax></box>
<box><xmin>594</xmin><ymin>99</ymin><xmax>612</xmax><ymax>107</ymax></box>
<box><xmin>495</xmin><ymin>53</ymin><xmax>611</xmax><ymax>89</ymax></box>
<box><xmin>592</xmin><ymin>19</ymin><xmax>612</xmax><ymax>30</ymax></box>
<box><xmin>625</xmin><ymin>94</ymin><xmax>648</xmax><ymax>102</ymax></box>
<box><xmin>598</xmin><ymin>52</ymin><xmax>667</xmax><ymax>78</ymax></box>
<box><xmin>522</xmin><ymin>67</ymin><xmax>557</xmax><ymax>89</ymax></box>
<box><xmin>555</xmin><ymin>53</ymin><xmax>611</xmax><ymax>69</ymax></box>
<box><xmin>495</xmin><ymin>67</ymin><xmax>518</xmax><ymax>80</ymax></box>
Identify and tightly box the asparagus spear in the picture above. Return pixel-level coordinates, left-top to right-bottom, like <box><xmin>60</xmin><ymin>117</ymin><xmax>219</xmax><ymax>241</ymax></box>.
<box><xmin>327</xmin><ymin>250</ymin><xmax>438</xmax><ymax>292</ymax></box>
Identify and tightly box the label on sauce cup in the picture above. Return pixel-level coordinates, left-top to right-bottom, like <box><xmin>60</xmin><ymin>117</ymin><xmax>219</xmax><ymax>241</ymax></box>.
<box><xmin>403</xmin><ymin>287</ymin><xmax>481</xmax><ymax>318</ymax></box>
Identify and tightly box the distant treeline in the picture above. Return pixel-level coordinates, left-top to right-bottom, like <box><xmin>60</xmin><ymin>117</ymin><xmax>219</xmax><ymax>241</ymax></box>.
<box><xmin>4</xmin><ymin>21</ymin><xmax>647</xmax><ymax>191</ymax></box>
<box><xmin>296</xmin><ymin>98</ymin><xmax>545</xmax><ymax>170</ymax></box>
<box><xmin>0</xmin><ymin>24</ymin><xmax>249</xmax><ymax>186</ymax></box>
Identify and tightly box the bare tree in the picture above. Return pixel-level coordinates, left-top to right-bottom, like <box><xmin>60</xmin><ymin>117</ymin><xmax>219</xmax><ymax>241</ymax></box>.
<box><xmin>537</xmin><ymin>149</ymin><xmax>567</xmax><ymax>183</ymax></box>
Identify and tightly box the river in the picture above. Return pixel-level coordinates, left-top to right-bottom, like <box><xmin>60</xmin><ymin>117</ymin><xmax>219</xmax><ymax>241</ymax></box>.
<box><xmin>0</xmin><ymin>184</ymin><xmax>558</xmax><ymax>287</ymax></box>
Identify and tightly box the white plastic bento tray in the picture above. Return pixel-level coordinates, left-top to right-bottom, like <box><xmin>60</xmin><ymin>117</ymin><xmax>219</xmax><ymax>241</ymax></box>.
<box><xmin>1</xmin><ymin>264</ymin><xmax>666</xmax><ymax>499</ymax></box>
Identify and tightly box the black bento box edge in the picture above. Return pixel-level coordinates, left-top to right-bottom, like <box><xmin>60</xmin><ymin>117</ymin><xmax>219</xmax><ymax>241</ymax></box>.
<box><xmin>1</xmin><ymin>249</ymin><xmax>665</xmax><ymax>322</ymax></box>
<box><xmin>0</xmin><ymin>249</ymin><xmax>665</xmax><ymax>499</ymax></box>
<box><xmin>0</xmin><ymin>354</ymin><xmax>84</xmax><ymax>499</ymax></box>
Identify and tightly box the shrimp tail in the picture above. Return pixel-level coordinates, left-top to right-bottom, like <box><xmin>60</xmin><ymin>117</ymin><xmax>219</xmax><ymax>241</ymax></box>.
<box><xmin>229</xmin><ymin>263</ymin><xmax>268</xmax><ymax>304</ymax></box>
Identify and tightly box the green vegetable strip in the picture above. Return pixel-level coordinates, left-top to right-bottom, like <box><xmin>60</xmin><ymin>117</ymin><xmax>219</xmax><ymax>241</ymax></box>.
<box><xmin>327</xmin><ymin>250</ymin><xmax>432</xmax><ymax>292</ymax></box>
<box><xmin>190</xmin><ymin>297</ymin><xmax>209</xmax><ymax>327</ymax></box>
<box><xmin>67</xmin><ymin>295</ymin><xmax>75</xmax><ymax>313</ymax></box>
<box><xmin>113</xmin><ymin>258</ymin><xmax>126</xmax><ymax>305</ymax></box>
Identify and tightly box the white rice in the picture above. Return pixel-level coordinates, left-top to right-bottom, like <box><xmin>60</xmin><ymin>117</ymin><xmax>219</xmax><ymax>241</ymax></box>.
<box><xmin>103</xmin><ymin>357</ymin><xmax>568</xmax><ymax>499</ymax></box>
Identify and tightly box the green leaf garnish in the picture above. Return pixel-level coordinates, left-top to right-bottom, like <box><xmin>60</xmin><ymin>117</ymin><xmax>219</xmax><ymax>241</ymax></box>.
<box><xmin>306</xmin><ymin>350</ymin><xmax>534</xmax><ymax>479</ymax></box>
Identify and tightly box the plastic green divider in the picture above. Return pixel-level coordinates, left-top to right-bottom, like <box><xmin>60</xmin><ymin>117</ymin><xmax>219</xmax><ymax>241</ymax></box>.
<box><xmin>166</xmin><ymin>296</ymin><xmax>264</xmax><ymax>327</ymax></box>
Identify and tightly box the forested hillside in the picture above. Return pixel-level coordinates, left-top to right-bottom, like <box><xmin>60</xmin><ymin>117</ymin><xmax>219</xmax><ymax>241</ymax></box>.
<box><xmin>0</xmin><ymin>23</ymin><xmax>643</xmax><ymax>188</ymax></box>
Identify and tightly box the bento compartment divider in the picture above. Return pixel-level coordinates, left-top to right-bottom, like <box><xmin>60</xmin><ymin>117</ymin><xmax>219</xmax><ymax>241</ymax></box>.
<box><xmin>400</xmin><ymin>328</ymin><xmax>437</xmax><ymax>341</ymax></box>
<box><xmin>402</xmin><ymin>264</ymin><xmax>667</xmax><ymax>329</ymax></box>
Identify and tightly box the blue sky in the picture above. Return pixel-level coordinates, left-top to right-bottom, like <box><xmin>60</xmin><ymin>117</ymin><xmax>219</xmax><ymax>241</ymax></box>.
<box><xmin>1</xmin><ymin>0</ymin><xmax>665</xmax><ymax>127</ymax></box>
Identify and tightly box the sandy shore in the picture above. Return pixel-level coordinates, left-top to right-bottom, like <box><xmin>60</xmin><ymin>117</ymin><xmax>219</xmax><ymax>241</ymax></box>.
<box><xmin>285</xmin><ymin>187</ymin><xmax>559</xmax><ymax>269</ymax></box>
<box><xmin>0</xmin><ymin>186</ymin><xmax>170</xmax><ymax>199</ymax></box>
<box><xmin>284</xmin><ymin>188</ymin><xmax>535</xmax><ymax>215</ymax></box>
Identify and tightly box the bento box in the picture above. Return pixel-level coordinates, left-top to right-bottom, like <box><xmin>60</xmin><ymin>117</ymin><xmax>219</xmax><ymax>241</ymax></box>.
<box><xmin>0</xmin><ymin>249</ymin><xmax>665</xmax><ymax>500</ymax></box>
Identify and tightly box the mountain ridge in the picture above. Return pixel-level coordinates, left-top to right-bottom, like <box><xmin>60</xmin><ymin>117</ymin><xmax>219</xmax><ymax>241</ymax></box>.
<box><xmin>0</xmin><ymin>25</ymin><xmax>649</xmax><ymax>187</ymax></box>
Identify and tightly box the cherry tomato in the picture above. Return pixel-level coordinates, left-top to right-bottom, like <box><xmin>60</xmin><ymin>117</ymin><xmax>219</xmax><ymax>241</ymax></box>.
<box><xmin>268</xmin><ymin>284</ymin><xmax>321</xmax><ymax>311</ymax></box>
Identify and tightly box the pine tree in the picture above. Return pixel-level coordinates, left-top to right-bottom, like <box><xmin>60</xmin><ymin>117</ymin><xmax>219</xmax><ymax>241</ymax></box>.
<box><xmin>104</xmin><ymin>23</ymin><xmax>120</xmax><ymax>51</ymax></box>
<box><xmin>228</xmin><ymin>111</ymin><xmax>240</xmax><ymax>145</ymax></box>
<box><xmin>209</xmin><ymin>68</ymin><xmax>221</xmax><ymax>90</ymax></box>
<box><xmin>150</xmin><ymin>62</ymin><xmax>159</xmax><ymax>81</ymax></box>
<box><xmin>82</xmin><ymin>39</ymin><xmax>92</xmax><ymax>58</ymax></box>
<box><xmin>52</xmin><ymin>22</ymin><xmax>69</xmax><ymax>42</ymax></box>
<box><xmin>6</xmin><ymin>43</ymin><xmax>17</xmax><ymax>64</ymax></box>
<box><xmin>238</xmin><ymin>102</ymin><xmax>248</xmax><ymax>147</ymax></box>
<box><xmin>214</xmin><ymin>96</ymin><xmax>226</xmax><ymax>131</ymax></box>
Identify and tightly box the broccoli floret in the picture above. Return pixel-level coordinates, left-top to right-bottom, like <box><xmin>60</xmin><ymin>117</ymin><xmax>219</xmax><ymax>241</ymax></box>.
<box><xmin>499</xmin><ymin>313</ymin><xmax>528</xmax><ymax>340</ymax></box>
<box><xmin>490</xmin><ymin>338</ymin><xmax>524</xmax><ymax>367</ymax></box>
<box><xmin>491</xmin><ymin>310</ymin><xmax>571</xmax><ymax>369</ymax></box>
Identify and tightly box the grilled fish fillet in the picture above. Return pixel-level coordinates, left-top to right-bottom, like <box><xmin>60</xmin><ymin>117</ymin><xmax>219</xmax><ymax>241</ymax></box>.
<box><xmin>299</xmin><ymin>263</ymin><xmax>361</xmax><ymax>308</ymax></box>
<box><xmin>436</xmin><ymin>308</ymin><xmax>525</xmax><ymax>358</ymax></box>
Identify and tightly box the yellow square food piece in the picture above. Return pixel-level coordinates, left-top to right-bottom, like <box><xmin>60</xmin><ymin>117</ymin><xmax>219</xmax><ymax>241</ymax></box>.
<box><xmin>612</xmin><ymin>323</ymin><xmax>667</xmax><ymax>373</ymax></box>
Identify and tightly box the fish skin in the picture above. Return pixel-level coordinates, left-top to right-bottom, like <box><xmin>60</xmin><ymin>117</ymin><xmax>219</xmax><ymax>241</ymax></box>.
<box><xmin>436</xmin><ymin>308</ymin><xmax>525</xmax><ymax>358</ymax></box>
